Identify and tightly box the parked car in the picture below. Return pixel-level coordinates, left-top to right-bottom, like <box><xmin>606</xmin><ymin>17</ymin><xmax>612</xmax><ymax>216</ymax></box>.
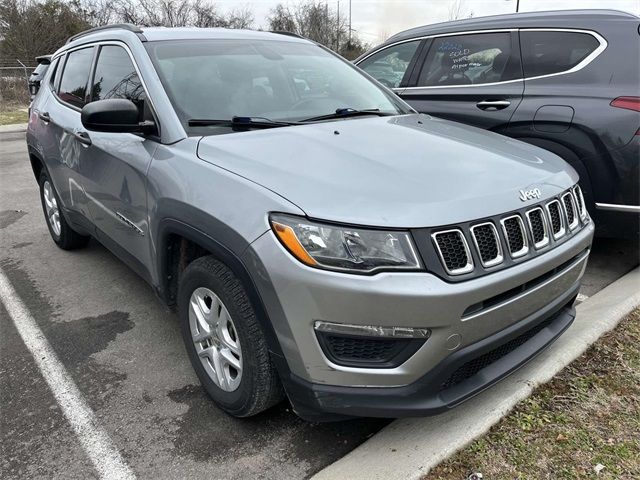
<box><xmin>27</xmin><ymin>24</ymin><xmax>593</xmax><ymax>421</ymax></box>
<box><xmin>356</xmin><ymin>9</ymin><xmax>640</xmax><ymax>239</ymax></box>
<box><xmin>28</xmin><ymin>55</ymin><xmax>52</xmax><ymax>99</ymax></box>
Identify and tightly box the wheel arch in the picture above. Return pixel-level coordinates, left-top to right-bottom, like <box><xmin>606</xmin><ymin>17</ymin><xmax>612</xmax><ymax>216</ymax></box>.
<box><xmin>155</xmin><ymin>218</ymin><xmax>289</xmax><ymax>365</ymax></box>
<box><xmin>27</xmin><ymin>147</ymin><xmax>45</xmax><ymax>182</ymax></box>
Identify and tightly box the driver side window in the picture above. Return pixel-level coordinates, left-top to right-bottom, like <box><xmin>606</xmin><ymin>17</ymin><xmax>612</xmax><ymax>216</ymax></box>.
<box><xmin>358</xmin><ymin>40</ymin><xmax>421</xmax><ymax>88</ymax></box>
<box><xmin>417</xmin><ymin>32</ymin><xmax>518</xmax><ymax>87</ymax></box>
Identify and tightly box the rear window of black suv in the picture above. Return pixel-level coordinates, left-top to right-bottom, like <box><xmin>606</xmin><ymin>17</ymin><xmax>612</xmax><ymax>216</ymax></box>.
<box><xmin>520</xmin><ymin>30</ymin><xmax>601</xmax><ymax>78</ymax></box>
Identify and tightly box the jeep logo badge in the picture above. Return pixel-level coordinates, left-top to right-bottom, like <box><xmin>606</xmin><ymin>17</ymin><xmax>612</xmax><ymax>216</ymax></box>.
<box><xmin>519</xmin><ymin>188</ymin><xmax>541</xmax><ymax>202</ymax></box>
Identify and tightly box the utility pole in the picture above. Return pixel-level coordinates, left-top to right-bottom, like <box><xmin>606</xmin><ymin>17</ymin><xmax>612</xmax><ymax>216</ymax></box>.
<box><xmin>336</xmin><ymin>1</ymin><xmax>340</xmax><ymax>52</ymax></box>
<box><xmin>348</xmin><ymin>0</ymin><xmax>352</xmax><ymax>48</ymax></box>
<box><xmin>506</xmin><ymin>0</ymin><xmax>520</xmax><ymax>13</ymax></box>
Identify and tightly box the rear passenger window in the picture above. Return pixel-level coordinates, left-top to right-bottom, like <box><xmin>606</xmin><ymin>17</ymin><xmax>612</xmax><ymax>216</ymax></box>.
<box><xmin>58</xmin><ymin>47</ymin><xmax>94</xmax><ymax>108</ymax></box>
<box><xmin>48</xmin><ymin>57</ymin><xmax>60</xmax><ymax>89</ymax></box>
<box><xmin>90</xmin><ymin>46</ymin><xmax>145</xmax><ymax>107</ymax></box>
<box><xmin>417</xmin><ymin>32</ymin><xmax>518</xmax><ymax>86</ymax></box>
<box><xmin>520</xmin><ymin>31</ymin><xmax>600</xmax><ymax>78</ymax></box>
<box><xmin>358</xmin><ymin>40</ymin><xmax>421</xmax><ymax>88</ymax></box>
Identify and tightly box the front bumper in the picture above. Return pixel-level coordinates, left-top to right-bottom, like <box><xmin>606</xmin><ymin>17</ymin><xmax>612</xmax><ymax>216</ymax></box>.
<box><xmin>244</xmin><ymin>220</ymin><xmax>593</xmax><ymax>419</ymax></box>
<box><xmin>283</xmin><ymin>286</ymin><xmax>576</xmax><ymax>420</ymax></box>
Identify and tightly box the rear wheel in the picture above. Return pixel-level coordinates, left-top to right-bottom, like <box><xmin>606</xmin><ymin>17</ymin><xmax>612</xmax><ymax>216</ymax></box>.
<box><xmin>178</xmin><ymin>255</ymin><xmax>284</xmax><ymax>417</ymax></box>
<box><xmin>39</xmin><ymin>171</ymin><xmax>90</xmax><ymax>250</ymax></box>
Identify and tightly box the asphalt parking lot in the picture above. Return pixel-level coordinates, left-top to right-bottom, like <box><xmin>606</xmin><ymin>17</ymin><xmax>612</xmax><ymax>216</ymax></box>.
<box><xmin>1</xmin><ymin>129</ymin><xmax>638</xmax><ymax>479</ymax></box>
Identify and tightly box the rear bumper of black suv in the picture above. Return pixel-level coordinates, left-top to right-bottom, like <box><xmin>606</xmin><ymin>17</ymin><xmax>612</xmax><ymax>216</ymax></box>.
<box><xmin>283</xmin><ymin>283</ymin><xmax>579</xmax><ymax>422</ymax></box>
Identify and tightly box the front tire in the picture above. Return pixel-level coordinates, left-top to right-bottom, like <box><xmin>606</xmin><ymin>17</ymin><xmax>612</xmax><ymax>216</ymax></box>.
<box><xmin>39</xmin><ymin>171</ymin><xmax>90</xmax><ymax>250</ymax></box>
<box><xmin>178</xmin><ymin>255</ymin><xmax>284</xmax><ymax>417</ymax></box>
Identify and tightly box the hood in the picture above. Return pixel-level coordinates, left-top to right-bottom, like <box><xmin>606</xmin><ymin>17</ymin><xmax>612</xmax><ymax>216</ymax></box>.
<box><xmin>196</xmin><ymin>114</ymin><xmax>577</xmax><ymax>228</ymax></box>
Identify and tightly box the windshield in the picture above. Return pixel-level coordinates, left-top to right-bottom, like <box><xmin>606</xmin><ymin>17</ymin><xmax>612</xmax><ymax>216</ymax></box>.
<box><xmin>145</xmin><ymin>38</ymin><xmax>410</xmax><ymax>134</ymax></box>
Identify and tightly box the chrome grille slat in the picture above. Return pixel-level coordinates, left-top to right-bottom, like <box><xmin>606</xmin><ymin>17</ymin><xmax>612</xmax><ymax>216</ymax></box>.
<box><xmin>432</xmin><ymin>229</ymin><xmax>474</xmax><ymax>275</ymax></box>
<box><xmin>470</xmin><ymin>222</ymin><xmax>503</xmax><ymax>267</ymax></box>
<box><xmin>573</xmin><ymin>185</ymin><xmax>588</xmax><ymax>221</ymax></box>
<box><xmin>562</xmin><ymin>192</ymin><xmax>579</xmax><ymax>230</ymax></box>
<box><xmin>525</xmin><ymin>207</ymin><xmax>550</xmax><ymax>249</ymax></box>
<box><xmin>500</xmin><ymin>215</ymin><xmax>529</xmax><ymax>258</ymax></box>
<box><xmin>545</xmin><ymin>200</ymin><xmax>566</xmax><ymax>239</ymax></box>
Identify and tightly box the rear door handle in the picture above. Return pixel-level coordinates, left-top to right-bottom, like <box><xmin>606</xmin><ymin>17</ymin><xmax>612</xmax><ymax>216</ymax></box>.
<box><xmin>476</xmin><ymin>100</ymin><xmax>511</xmax><ymax>111</ymax></box>
<box><xmin>38</xmin><ymin>111</ymin><xmax>50</xmax><ymax>123</ymax></box>
<box><xmin>73</xmin><ymin>130</ymin><xmax>92</xmax><ymax>146</ymax></box>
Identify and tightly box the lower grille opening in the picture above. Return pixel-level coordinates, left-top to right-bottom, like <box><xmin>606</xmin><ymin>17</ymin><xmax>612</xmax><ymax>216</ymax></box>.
<box><xmin>316</xmin><ymin>332</ymin><xmax>425</xmax><ymax>368</ymax></box>
<box><xmin>463</xmin><ymin>249</ymin><xmax>586</xmax><ymax>317</ymax></box>
<box><xmin>440</xmin><ymin>309</ymin><xmax>563</xmax><ymax>390</ymax></box>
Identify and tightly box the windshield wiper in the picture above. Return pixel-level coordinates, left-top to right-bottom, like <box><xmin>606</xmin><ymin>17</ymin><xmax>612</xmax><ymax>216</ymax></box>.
<box><xmin>188</xmin><ymin>116</ymin><xmax>300</xmax><ymax>129</ymax></box>
<box><xmin>301</xmin><ymin>108</ymin><xmax>395</xmax><ymax>123</ymax></box>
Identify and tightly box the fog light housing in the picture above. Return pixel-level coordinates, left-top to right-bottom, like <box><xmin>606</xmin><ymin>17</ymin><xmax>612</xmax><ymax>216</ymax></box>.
<box><xmin>314</xmin><ymin>321</ymin><xmax>430</xmax><ymax>368</ymax></box>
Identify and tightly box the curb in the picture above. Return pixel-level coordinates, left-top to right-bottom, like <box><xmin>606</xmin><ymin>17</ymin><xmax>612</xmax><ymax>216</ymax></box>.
<box><xmin>312</xmin><ymin>266</ymin><xmax>640</xmax><ymax>480</ymax></box>
<box><xmin>0</xmin><ymin>123</ymin><xmax>27</xmax><ymax>133</ymax></box>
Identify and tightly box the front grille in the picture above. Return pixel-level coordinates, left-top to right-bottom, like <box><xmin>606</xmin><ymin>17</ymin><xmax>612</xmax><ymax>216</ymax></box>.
<box><xmin>470</xmin><ymin>222</ymin><xmax>503</xmax><ymax>267</ymax></box>
<box><xmin>500</xmin><ymin>215</ymin><xmax>528</xmax><ymax>258</ymax></box>
<box><xmin>526</xmin><ymin>208</ymin><xmax>549</xmax><ymax>249</ymax></box>
<box><xmin>441</xmin><ymin>311</ymin><xmax>560</xmax><ymax>390</ymax></box>
<box><xmin>432</xmin><ymin>230</ymin><xmax>473</xmax><ymax>275</ymax></box>
<box><xmin>562</xmin><ymin>192</ymin><xmax>579</xmax><ymax>229</ymax></box>
<box><xmin>546</xmin><ymin>200</ymin><xmax>565</xmax><ymax>239</ymax></box>
<box><xmin>417</xmin><ymin>185</ymin><xmax>586</xmax><ymax>280</ymax></box>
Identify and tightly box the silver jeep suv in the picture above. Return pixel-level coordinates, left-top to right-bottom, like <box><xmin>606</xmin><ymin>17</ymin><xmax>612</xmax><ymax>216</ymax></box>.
<box><xmin>26</xmin><ymin>24</ymin><xmax>593</xmax><ymax>421</ymax></box>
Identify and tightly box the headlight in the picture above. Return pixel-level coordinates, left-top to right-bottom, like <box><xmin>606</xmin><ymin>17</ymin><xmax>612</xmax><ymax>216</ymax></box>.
<box><xmin>270</xmin><ymin>213</ymin><xmax>422</xmax><ymax>273</ymax></box>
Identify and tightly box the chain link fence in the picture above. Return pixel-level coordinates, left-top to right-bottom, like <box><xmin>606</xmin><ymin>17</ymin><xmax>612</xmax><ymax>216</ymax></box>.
<box><xmin>0</xmin><ymin>60</ymin><xmax>36</xmax><ymax>105</ymax></box>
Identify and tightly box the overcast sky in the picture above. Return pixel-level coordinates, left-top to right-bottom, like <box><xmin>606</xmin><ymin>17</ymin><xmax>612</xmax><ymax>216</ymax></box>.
<box><xmin>215</xmin><ymin>0</ymin><xmax>640</xmax><ymax>43</ymax></box>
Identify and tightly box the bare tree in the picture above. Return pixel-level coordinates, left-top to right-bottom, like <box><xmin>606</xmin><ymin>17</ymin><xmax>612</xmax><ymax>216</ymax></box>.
<box><xmin>0</xmin><ymin>0</ymin><xmax>90</xmax><ymax>61</ymax></box>
<box><xmin>223</xmin><ymin>6</ymin><xmax>253</xmax><ymax>29</ymax></box>
<box><xmin>266</xmin><ymin>1</ymin><xmax>368</xmax><ymax>59</ymax></box>
<box><xmin>267</xmin><ymin>3</ymin><xmax>296</xmax><ymax>33</ymax></box>
<box><xmin>447</xmin><ymin>0</ymin><xmax>466</xmax><ymax>21</ymax></box>
<box><xmin>99</xmin><ymin>0</ymin><xmax>254</xmax><ymax>28</ymax></box>
<box><xmin>69</xmin><ymin>0</ymin><xmax>116</xmax><ymax>26</ymax></box>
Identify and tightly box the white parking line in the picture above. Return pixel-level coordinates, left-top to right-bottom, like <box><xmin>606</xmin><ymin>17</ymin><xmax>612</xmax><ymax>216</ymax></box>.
<box><xmin>0</xmin><ymin>269</ymin><xmax>136</xmax><ymax>480</ymax></box>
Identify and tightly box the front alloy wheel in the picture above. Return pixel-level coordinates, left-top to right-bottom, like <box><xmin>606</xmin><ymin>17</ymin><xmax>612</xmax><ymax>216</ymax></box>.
<box><xmin>178</xmin><ymin>255</ymin><xmax>284</xmax><ymax>417</ymax></box>
<box><xmin>189</xmin><ymin>287</ymin><xmax>242</xmax><ymax>392</ymax></box>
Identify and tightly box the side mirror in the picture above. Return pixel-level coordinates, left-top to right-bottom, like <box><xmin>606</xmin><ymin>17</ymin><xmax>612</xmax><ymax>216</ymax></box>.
<box><xmin>81</xmin><ymin>99</ymin><xmax>154</xmax><ymax>133</ymax></box>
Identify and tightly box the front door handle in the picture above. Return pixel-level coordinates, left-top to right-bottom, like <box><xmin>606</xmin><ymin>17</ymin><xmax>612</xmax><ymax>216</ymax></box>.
<box><xmin>38</xmin><ymin>111</ymin><xmax>50</xmax><ymax>123</ymax></box>
<box><xmin>73</xmin><ymin>130</ymin><xmax>92</xmax><ymax>146</ymax></box>
<box><xmin>476</xmin><ymin>100</ymin><xmax>511</xmax><ymax>111</ymax></box>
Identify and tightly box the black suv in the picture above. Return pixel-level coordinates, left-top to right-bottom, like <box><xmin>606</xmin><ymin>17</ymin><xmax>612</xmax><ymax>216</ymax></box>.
<box><xmin>356</xmin><ymin>9</ymin><xmax>640</xmax><ymax>238</ymax></box>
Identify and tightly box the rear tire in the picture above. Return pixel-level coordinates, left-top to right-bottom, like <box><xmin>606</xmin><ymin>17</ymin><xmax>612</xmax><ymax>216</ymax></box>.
<box><xmin>178</xmin><ymin>255</ymin><xmax>284</xmax><ymax>417</ymax></box>
<box><xmin>39</xmin><ymin>171</ymin><xmax>90</xmax><ymax>250</ymax></box>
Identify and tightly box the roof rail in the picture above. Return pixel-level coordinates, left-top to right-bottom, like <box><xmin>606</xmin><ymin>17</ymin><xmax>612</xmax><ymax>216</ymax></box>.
<box><xmin>66</xmin><ymin>23</ymin><xmax>143</xmax><ymax>44</ymax></box>
<box><xmin>270</xmin><ymin>30</ymin><xmax>305</xmax><ymax>39</ymax></box>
